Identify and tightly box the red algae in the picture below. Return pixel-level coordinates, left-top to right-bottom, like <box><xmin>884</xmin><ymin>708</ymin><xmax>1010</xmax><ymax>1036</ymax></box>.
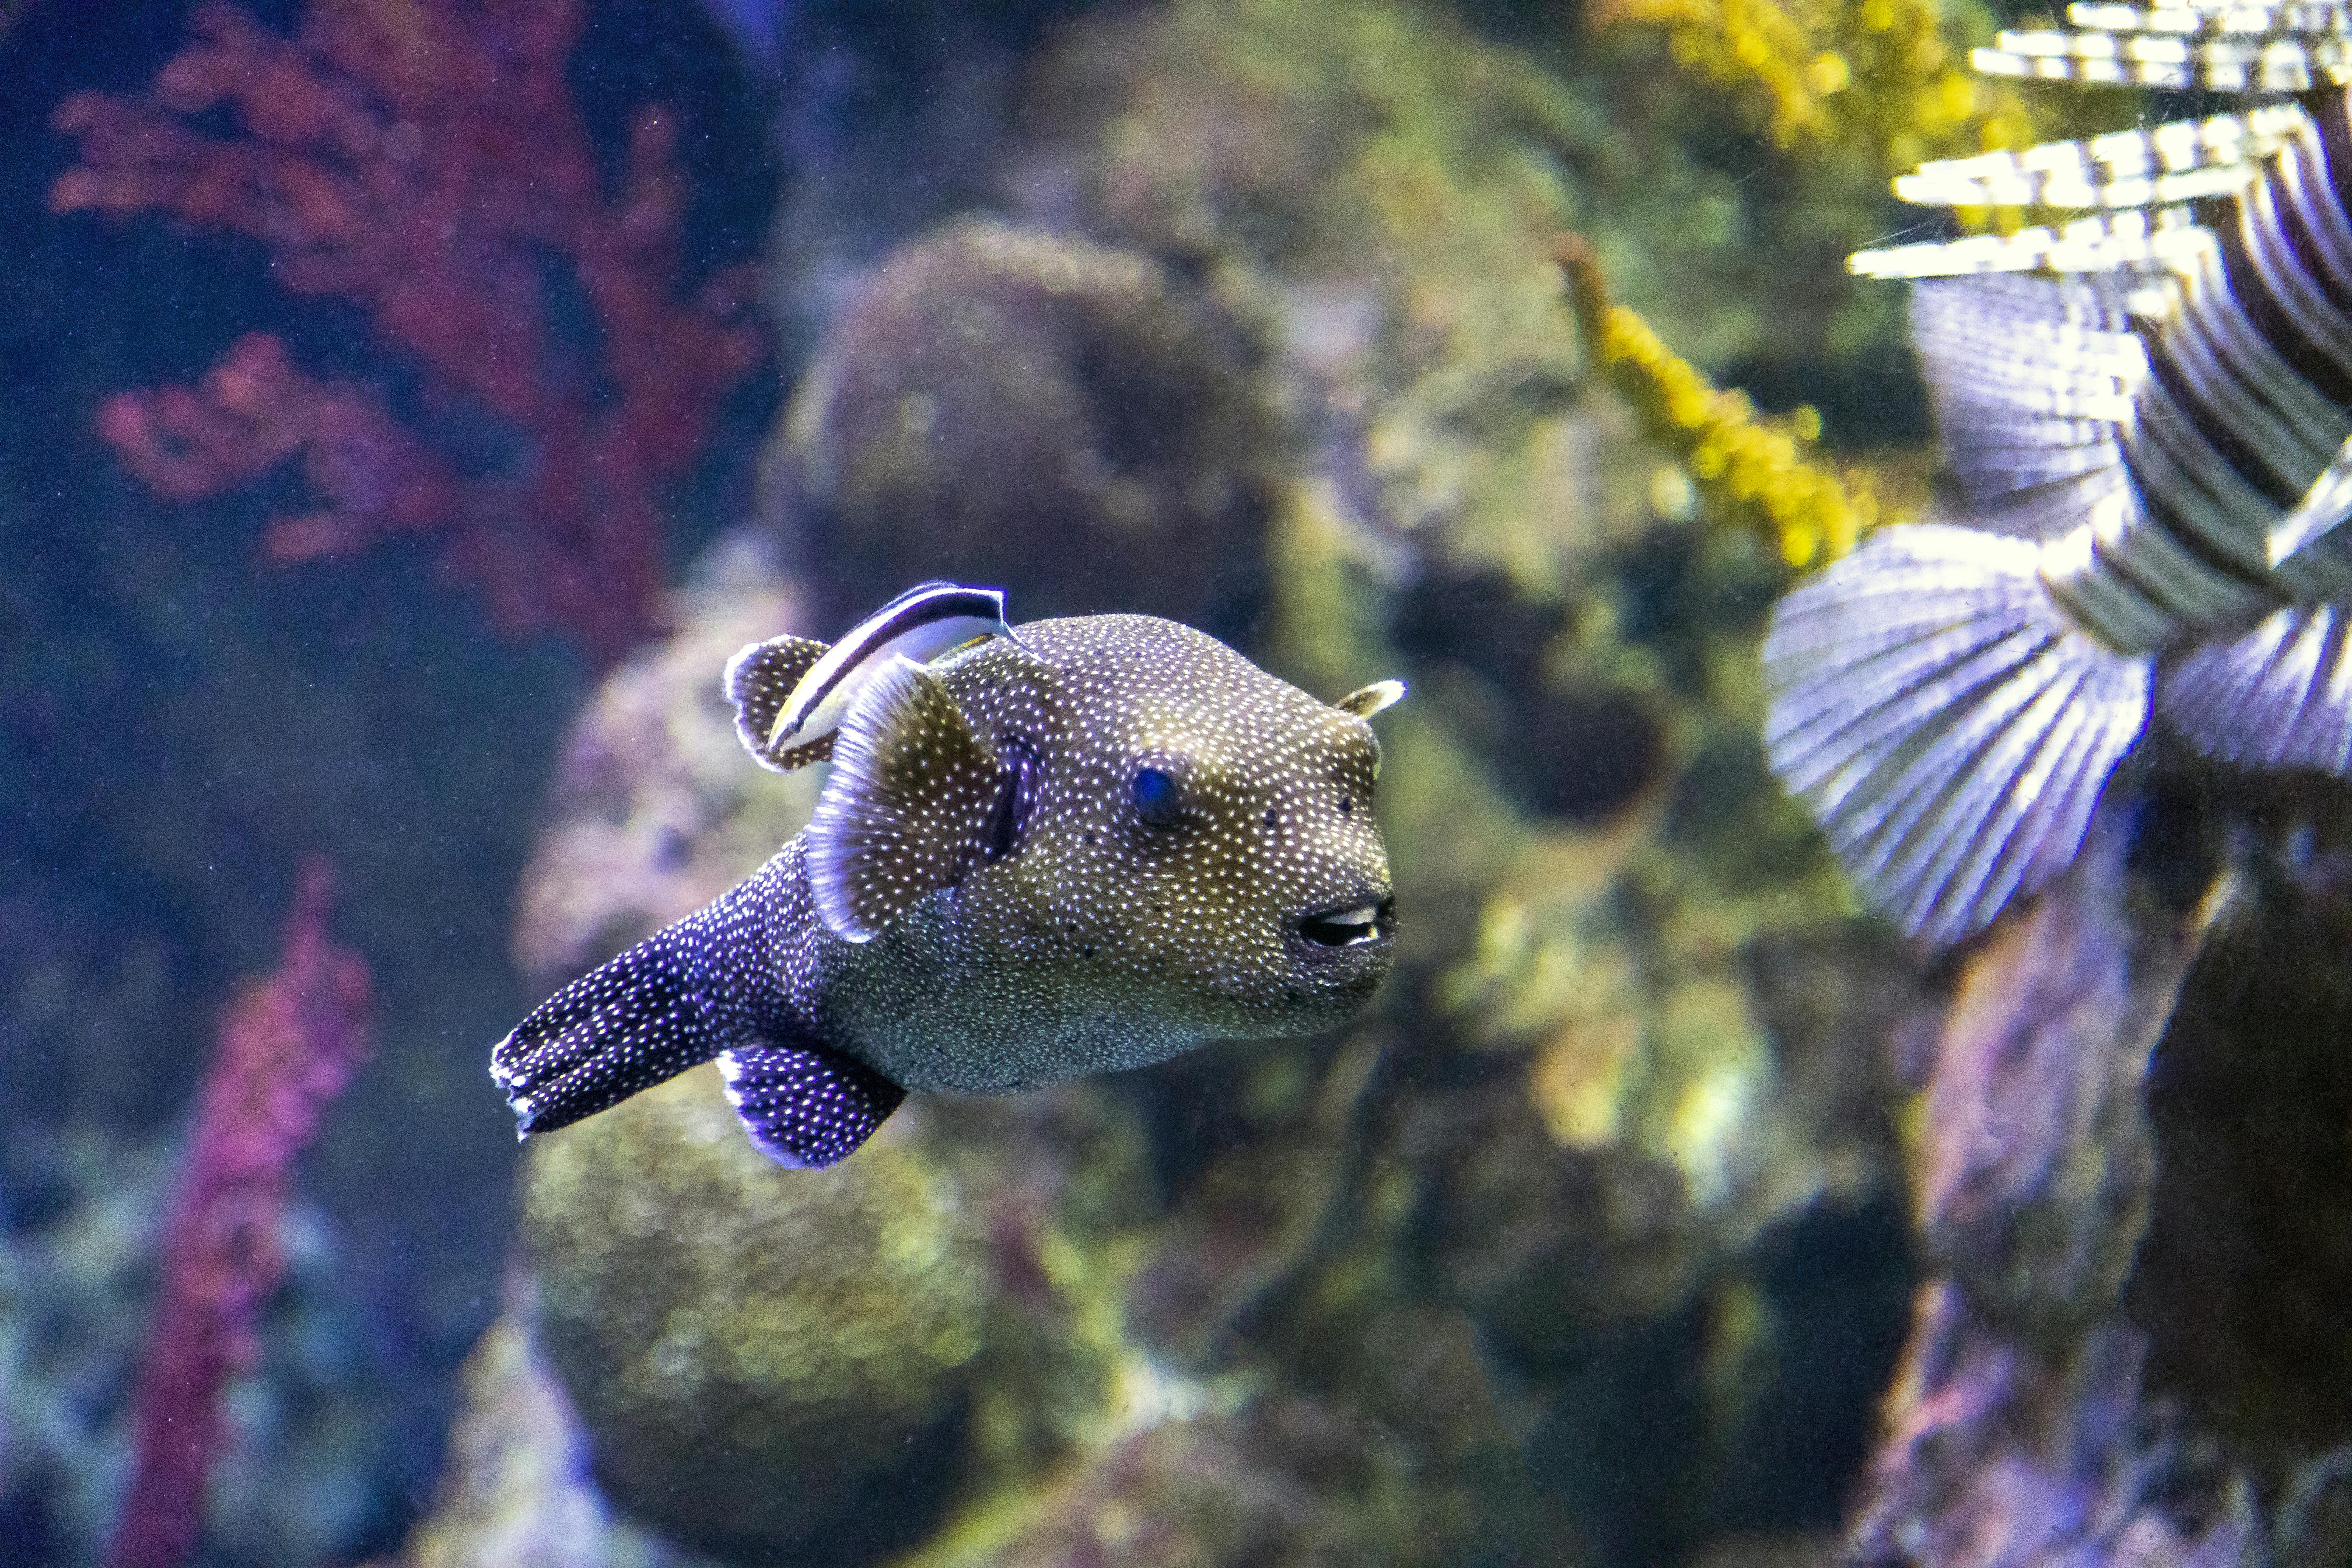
<box><xmin>106</xmin><ymin>859</ymin><xmax>372</xmax><ymax>1568</ymax></box>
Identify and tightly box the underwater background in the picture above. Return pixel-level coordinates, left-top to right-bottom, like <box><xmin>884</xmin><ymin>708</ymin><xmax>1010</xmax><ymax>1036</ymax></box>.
<box><xmin>3</xmin><ymin>0</ymin><xmax>2348</xmax><ymax>1564</ymax></box>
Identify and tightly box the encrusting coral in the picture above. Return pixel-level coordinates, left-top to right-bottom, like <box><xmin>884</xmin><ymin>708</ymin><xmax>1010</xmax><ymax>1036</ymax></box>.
<box><xmin>777</xmin><ymin>218</ymin><xmax>1283</xmax><ymax>643</ymax></box>
<box><xmin>522</xmin><ymin>1064</ymin><xmax>987</xmax><ymax>1565</ymax></box>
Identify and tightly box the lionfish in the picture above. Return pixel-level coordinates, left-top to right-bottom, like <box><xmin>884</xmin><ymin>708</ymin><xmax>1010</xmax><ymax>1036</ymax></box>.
<box><xmin>1763</xmin><ymin>1</ymin><xmax>2352</xmax><ymax>943</ymax></box>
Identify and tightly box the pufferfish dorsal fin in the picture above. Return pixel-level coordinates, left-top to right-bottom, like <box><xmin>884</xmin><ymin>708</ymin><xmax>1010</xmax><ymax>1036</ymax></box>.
<box><xmin>807</xmin><ymin>655</ymin><xmax>1008</xmax><ymax>942</ymax></box>
<box><xmin>723</xmin><ymin>633</ymin><xmax>834</xmax><ymax>771</ymax></box>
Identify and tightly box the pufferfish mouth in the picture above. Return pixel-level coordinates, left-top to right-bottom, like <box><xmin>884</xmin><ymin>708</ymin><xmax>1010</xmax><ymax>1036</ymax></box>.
<box><xmin>1296</xmin><ymin>897</ymin><xmax>1395</xmax><ymax>948</ymax></box>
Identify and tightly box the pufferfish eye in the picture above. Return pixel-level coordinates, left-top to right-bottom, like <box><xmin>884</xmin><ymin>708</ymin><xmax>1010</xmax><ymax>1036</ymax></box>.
<box><xmin>1131</xmin><ymin>766</ymin><xmax>1186</xmax><ymax>830</ymax></box>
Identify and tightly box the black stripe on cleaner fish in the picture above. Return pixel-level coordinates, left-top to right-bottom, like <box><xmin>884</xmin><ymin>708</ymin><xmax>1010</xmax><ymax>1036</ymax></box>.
<box><xmin>1763</xmin><ymin>0</ymin><xmax>2352</xmax><ymax>944</ymax></box>
<box><xmin>490</xmin><ymin>580</ymin><xmax>1407</xmax><ymax>1168</ymax></box>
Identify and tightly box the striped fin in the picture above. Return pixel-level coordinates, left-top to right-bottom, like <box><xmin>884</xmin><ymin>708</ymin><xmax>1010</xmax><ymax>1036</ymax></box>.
<box><xmin>1893</xmin><ymin>107</ymin><xmax>2298</xmax><ymax>210</ymax></box>
<box><xmin>2267</xmin><ymin>432</ymin><xmax>2352</xmax><ymax>562</ymax></box>
<box><xmin>2066</xmin><ymin>1</ymin><xmax>2352</xmax><ymax>35</ymax></box>
<box><xmin>1852</xmin><ymin>206</ymin><xmax>2215</xmax><ymax>280</ymax></box>
<box><xmin>1764</xmin><ymin>524</ymin><xmax>2154</xmax><ymax>944</ymax></box>
<box><xmin>1976</xmin><ymin>27</ymin><xmax>2352</xmax><ymax>89</ymax></box>
<box><xmin>1907</xmin><ymin>275</ymin><xmax>2147</xmax><ymax>538</ymax></box>
<box><xmin>2160</xmin><ymin>603</ymin><xmax>2352</xmax><ymax>771</ymax></box>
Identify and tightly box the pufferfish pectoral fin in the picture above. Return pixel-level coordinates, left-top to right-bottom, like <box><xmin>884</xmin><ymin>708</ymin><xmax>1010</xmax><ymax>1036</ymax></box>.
<box><xmin>1764</xmin><ymin>522</ymin><xmax>2154</xmax><ymax>944</ymax></box>
<box><xmin>717</xmin><ymin>1042</ymin><xmax>906</xmax><ymax>1169</ymax></box>
<box><xmin>723</xmin><ymin>633</ymin><xmax>835</xmax><ymax>771</ymax></box>
<box><xmin>806</xmin><ymin>654</ymin><xmax>1009</xmax><ymax>942</ymax></box>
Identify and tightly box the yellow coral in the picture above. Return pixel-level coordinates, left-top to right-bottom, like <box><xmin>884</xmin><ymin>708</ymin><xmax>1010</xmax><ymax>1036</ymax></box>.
<box><xmin>1593</xmin><ymin>0</ymin><xmax>2036</xmax><ymax>172</ymax></box>
<box><xmin>1556</xmin><ymin>236</ymin><xmax>1894</xmax><ymax>569</ymax></box>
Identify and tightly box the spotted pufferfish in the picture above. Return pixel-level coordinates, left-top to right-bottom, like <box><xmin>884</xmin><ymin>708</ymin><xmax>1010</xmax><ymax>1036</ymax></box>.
<box><xmin>491</xmin><ymin>582</ymin><xmax>1405</xmax><ymax>1168</ymax></box>
<box><xmin>1763</xmin><ymin>0</ymin><xmax>2352</xmax><ymax>944</ymax></box>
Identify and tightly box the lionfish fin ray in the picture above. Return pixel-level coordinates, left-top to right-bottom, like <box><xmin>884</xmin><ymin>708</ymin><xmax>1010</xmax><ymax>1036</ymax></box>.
<box><xmin>1907</xmin><ymin>275</ymin><xmax>2149</xmax><ymax>536</ymax></box>
<box><xmin>1763</xmin><ymin>524</ymin><xmax>2154</xmax><ymax>942</ymax></box>
<box><xmin>2161</xmin><ymin>603</ymin><xmax>2352</xmax><ymax>773</ymax></box>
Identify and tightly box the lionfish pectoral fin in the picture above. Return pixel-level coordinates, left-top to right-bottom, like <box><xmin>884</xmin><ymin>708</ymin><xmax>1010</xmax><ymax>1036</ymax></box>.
<box><xmin>1907</xmin><ymin>275</ymin><xmax>2147</xmax><ymax>538</ymax></box>
<box><xmin>1764</xmin><ymin>523</ymin><xmax>2155</xmax><ymax>944</ymax></box>
<box><xmin>716</xmin><ymin>1042</ymin><xmax>906</xmax><ymax>1169</ymax></box>
<box><xmin>2265</xmin><ymin>431</ymin><xmax>2352</xmax><ymax>567</ymax></box>
<box><xmin>2161</xmin><ymin>604</ymin><xmax>2352</xmax><ymax>775</ymax></box>
<box><xmin>806</xmin><ymin>656</ymin><xmax>1006</xmax><ymax>942</ymax></box>
<box><xmin>723</xmin><ymin>633</ymin><xmax>834</xmax><ymax>771</ymax></box>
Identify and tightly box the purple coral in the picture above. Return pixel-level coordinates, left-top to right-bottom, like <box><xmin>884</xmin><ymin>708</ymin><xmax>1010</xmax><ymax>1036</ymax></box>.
<box><xmin>105</xmin><ymin>859</ymin><xmax>372</xmax><ymax>1568</ymax></box>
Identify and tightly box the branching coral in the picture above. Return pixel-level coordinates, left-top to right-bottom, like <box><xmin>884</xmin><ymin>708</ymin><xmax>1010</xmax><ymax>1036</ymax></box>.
<box><xmin>1589</xmin><ymin>0</ymin><xmax>2037</xmax><ymax>173</ymax></box>
<box><xmin>1556</xmin><ymin>235</ymin><xmax>1893</xmax><ymax>569</ymax></box>
<box><xmin>51</xmin><ymin>0</ymin><xmax>765</xmax><ymax>666</ymax></box>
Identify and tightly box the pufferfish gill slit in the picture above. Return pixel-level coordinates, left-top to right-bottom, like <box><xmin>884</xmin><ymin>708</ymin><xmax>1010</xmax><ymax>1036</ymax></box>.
<box><xmin>490</xmin><ymin>581</ymin><xmax>1407</xmax><ymax>1169</ymax></box>
<box><xmin>1760</xmin><ymin>0</ymin><xmax>2352</xmax><ymax>945</ymax></box>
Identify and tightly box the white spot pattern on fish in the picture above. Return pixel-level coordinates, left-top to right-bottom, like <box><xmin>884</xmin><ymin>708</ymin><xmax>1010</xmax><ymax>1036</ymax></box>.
<box><xmin>1764</xmin><ymin>5</ymin><xmax>2352</xmax><ymax>943</ymax></box>
<box><xmin>491</xmin><ymin>592</ymin><xmax>1403</xmax><ymax>1166</ymax></box>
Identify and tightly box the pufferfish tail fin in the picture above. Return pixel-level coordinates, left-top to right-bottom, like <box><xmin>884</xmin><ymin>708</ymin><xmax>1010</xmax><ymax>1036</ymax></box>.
<box><xmin>489</xmin><ymin>857</ymin><xmax>905</xmax><ymax>1168</ymax></box>
<box><xmin>1764</xmin><ymin>524</ymin><xmax>2155</xmax><ymax>944</ymax></box>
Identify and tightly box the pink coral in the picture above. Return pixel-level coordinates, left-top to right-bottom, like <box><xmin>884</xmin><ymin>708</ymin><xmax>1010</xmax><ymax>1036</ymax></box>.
<box><xmin>52</xmin><ymin>0</ymin><xmax>765</xmax><ymax>665</ymax></box>
<box><xmin>106</xmin><ymin>859</ymin><xmax>373</xmax><ymax>1568</ymax></box>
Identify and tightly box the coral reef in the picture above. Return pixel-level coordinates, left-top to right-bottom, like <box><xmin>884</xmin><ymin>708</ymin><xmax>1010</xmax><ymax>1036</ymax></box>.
<box><xmin>776</xmin><ymin>219</ymin><xmax>1283</xmax><ymax>642</ymax></box>
<box><xmin>31</xmin><ymin>0</ymin><xmax>2288</xmax><ymax>1560</ymax></box>
<box><xmin>1555</xmin><ymin>234</ymin><xmax>1894</xmax><ymax>570</ymax></box>
<box><xmin>1589</xmin><ymin>0</ymin><xmax>2035</xmax><ymax>170</ymax></box>
<box><xmin>387</xmin><ymin>1276</ymin><xmax>720</xmax><ymax>1568</ymax></box>
<box><xmin>1849</xmin><ymin>775</ymin><xmax>2352</xmax><ymax>1568</ymax></box>
<box><xmin>1010</xmin><ymin>5</ymin><xmax>1934</xmax><ymax>1558</ymax></box>
<box><xmin>509</xmin><ymin>536</ymin><xmax>823</xmax><ymax>990</ymax></box>
<box><xmin>522</xmin><ymin>1064</ymin><xmax>987</xmax><ymax>1564</ymax></box>
<box><xmin>109</xmin><ymin>859</ymin><xmax>372</xmax><ymax>1568</ymax></box>
<box><xmin>51</xmin><ymin>0</ymin><xmax>765</xmax><ymax>665</ymax></box>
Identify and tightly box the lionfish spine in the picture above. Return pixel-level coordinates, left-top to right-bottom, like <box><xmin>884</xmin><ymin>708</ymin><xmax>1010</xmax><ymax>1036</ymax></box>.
<box><xmin>1765</xmin><ymin>0</ymin><xmax>2352</xmax><ymax>942</ymax></box>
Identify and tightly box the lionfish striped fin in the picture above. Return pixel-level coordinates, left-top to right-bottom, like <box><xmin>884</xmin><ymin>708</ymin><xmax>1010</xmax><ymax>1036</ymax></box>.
<box><xmin>1892</xmin><ymin>106</ymin><xmax>2300</xmax><ymax>210</ymax></box>
<box><xmin>2160</xmin><ymin>603</ymin><xmax>2352</xmax><ymax>771</ymax></box>
<box><xmin>2267</xmin><ymin>429</ymin><xmax>2352</xmax><ymax>564</ymax></box>
<box><xmin>2066</xmin><ymin>2</ymin><xmax>2352</xmax><ymax>36</ymax></box>
<box><xmin>1907</xmin><ymin>275</ymin><xmax>2147</xmax><ymax>536</ymax></box>
<box><xmin>1976</xmin><ymin>26</ymin><xmax>2352</xmax><ymax>89</ymax></box>
<box><xmin>1851</xmin><ymin>206</ymin><xmax>2216</xmax><ymax>279</ymax></box>
<box><xmin>1764</xmin><ymin>525</ymin><xmax>2154</xmax><ymax>943</ymax></box>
